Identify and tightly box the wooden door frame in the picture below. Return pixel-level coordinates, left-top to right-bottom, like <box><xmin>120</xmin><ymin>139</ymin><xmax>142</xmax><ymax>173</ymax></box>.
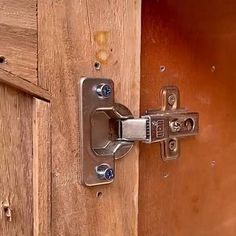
<box><xmin>38</xmin><ymin>1</ymin><xmax>141</xmax><ymax>235</ymax></box>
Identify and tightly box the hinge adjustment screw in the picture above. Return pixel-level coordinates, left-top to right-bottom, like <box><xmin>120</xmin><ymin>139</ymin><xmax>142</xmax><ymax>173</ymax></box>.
<box><xmin>167</xmin><ymin>94</ymin><xmax>176</xmax><ymax>106</ymax></box>
<box><xmin>168</xmin><ymin>139</ymin><xmax>177</xmax><ymax>151</ymax></box>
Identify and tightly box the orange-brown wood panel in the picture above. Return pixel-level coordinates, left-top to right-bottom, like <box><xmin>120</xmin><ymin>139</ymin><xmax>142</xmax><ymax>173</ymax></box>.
<box><xmin>140</xmin><ymin>1</ymin><xmax>236</xmax><ymax>235</ymax></box>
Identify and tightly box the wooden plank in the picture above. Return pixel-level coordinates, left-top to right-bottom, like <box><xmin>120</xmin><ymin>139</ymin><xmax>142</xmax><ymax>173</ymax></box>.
<box><xmin>33</xmin><ymin>99</ymin><xmax>51</xmax><ymax>236</ymax></box>
<box><xmin>0</xmin><ymin>84</ymin><xmax>33</xmax><ymax>235</ymax></box>
<box><xmin>37</xmin><ymin>0</ymin><xmax>51</xmax><ymax>90</ymax></box>
<box><xmin>0</xmin><ymin>0</ymin><xmax>37</xmax><ymax>30</ymax></box>
<box><xmin>0</xmin><ymin>69</ymin><xmax>51</xmax><ymax>101</ymax></box>
<box><xmin>0</xmin><ymin>0</ymin><xmax>37</xmax><ymax>84</ymax></box>
<box><xmin>38</xmin><ymin>0</ymin><xmax>141</xmax><ymax>235</ymax></box>
<box><xmin>140</xmin><ymin>1</ymin><xmax>236</xmax><ymax>235</ymax></box>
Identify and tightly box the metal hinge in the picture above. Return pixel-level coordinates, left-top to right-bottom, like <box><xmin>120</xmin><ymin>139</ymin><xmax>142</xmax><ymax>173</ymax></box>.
<box><xmin>79</xmin><ymin>77</ymin><xmax>199</xmax><ymax>186</ymax></box>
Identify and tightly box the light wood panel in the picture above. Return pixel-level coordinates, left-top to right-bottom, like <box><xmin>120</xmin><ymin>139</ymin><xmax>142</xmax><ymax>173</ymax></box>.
<box><xmin>140</xmin><ymin>1</ymin><xmax>236</xmax><ymax>235</ymax></box>
<box><xmin>0</xmin><ymin>84</ymin><xmax>33</xmax><ymax>235</ymax></box>
<box><xmin>0</xmin><ymin>85</ymin><xmax>51</xmax><ymax>235</ymax></box>
<box><xmin>0</xmin><ymin>0</ymin><xmax>37</xmax><ymax>84</ymax></box>
<box><xmin>38</xmin><ymin>0</ymin><xmax>141</xmax><ymax>235</ymax></box>
<box><xmin>33</xmin><ymin>99</ymin><xmax>51</xmax><ymax>236</ymax></box>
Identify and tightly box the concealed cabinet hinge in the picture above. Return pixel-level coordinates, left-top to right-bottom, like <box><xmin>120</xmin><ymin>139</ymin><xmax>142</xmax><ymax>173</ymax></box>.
<box><xmin>79</xmin><ymin>77</ymin><xmax>199</xmax><ymax>186</ymax></box>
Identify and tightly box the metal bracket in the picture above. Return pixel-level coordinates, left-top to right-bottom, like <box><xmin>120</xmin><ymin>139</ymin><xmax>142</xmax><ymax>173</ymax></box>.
<box><xmin>79</xmin><ymin>78</ymin><xmax>199</xmax><ymax>186</ymax></box>
<box><xmin>144</xmin><ymin>86</ymin><xmax>198</xmax><ymax>160</ymax></box>
<box><xmin>79</xmin><ymin>77</ymin><xmax>134</xmax><ymax>186</ymax></box>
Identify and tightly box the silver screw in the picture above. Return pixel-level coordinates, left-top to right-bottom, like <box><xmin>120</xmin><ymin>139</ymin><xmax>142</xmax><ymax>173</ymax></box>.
<box><xmin>96</xmin><ymin>164</ymin><xmax>115</xmax><ymax>181</ymax></box>
<box><xmin>167</xmin><ymin>94</ymin><xmax>176</xmax><ymax>106</ymax></box>
<box><xmin>170</xmin><ymin>120</ymin><xmax>181</xmax><ymax>132</ymax></box>
<box><xmin>168</xmin><ymin>139</ymin><xmax>177</xmax><ymax>151</ymax></box>
<box><xmin>96</xmin><ymin>83</ymin><xmax>112</xmax><ymax>98</ymax></box>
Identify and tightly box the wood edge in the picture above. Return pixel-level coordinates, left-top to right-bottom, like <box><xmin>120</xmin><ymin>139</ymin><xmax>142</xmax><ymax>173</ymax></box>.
<box><xmin>135</xmin><ymin>1</ymin><xmax>142</xmax><ymax>235</ymax></box>
<box><xmin>0</xmin><ymin>69</ymin><xmax>51</xmax><ymax>101</ymax></box>
<box><xmin>33</xmin><ymin>99</ymin><xmax>51</xmax><ymax>236</ymax></box>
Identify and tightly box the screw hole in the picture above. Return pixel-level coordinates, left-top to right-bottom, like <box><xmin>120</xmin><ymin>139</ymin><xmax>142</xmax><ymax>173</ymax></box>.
<box><xmin>160</xmin><ymin>65</ymin><xmax>166</xmax><ymax>72</ymax></box>
<box><xmin>168</xmin><ymin>139</ymin><xmax>177</xmax><ymax>152</ymax></box>
<box><xmin>162</xmin><ymin>172</ymin><xmax>169</xmax><ymax>178</ymax></box>
<box><xmin>94</xmin><ymin>61</ymin><xmax>101</xmax><ymax>71</ymax></box>
<box><xmin>0</xmin><ymin>56</ymin><xmax>6</xmax><ymax>64</ymax></box>
<box><xmin>96</xmin><ymin>192</ymin><xmax>103</xmax><ymax>198</ymax></box>
<box><xmin>211</xmin><ymin>160</ymin><xmax>216</xmax><ymax>167</ymax></box>
<box><xmin>185</xmin><ymin>118</ymin><xmax>195</xmax><ymax>131</ymax></box>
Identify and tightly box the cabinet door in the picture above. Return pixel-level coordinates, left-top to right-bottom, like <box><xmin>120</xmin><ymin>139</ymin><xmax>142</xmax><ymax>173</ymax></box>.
<box><xmin>0</xmin><ymin>0</ymin><xmax>51</xmax><ymax>234</ymax></box>
<box><xmin>0</xmin><ymin>80</ymin><xmax>51</xmax><ymax>235</ymax></box>
<box><xmin>140</xmin><ymin>1</ymin><xmax>236</xmax><ymax>235</ymax></box>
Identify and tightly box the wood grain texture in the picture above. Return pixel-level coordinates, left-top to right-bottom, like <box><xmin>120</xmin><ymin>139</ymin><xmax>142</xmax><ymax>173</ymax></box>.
<box><xmin>0</xmin><ymin>84</ymin><xmax>33</xmax><ymax>235</ymax></box>
<box><xmin>0</xmin><ymin>69</ymin><xmax>51</xmax><ymax>101</ymax></box>
<box><xmin>0</xmin><ymin>0</ymin><xmax>36</xmax><ymax>29</ymax></box>
<box><xmin>140</xmin><ymin>1</ymin><xmax>236</xmax><ymax>235</ymax></box>
<box><xmin>33</xmin><ymin>99</ymin><xmax>51</xmax><ymax>236</ymax></box>
<box><xmin>0</xmin><ymin>0</ymin><xmax>37</xmax><ymax>84</ymax></box>
<box><xmin>38</xmin><ymin>0</ymin><xmax>141</xmax><ymax>235</ymax></box>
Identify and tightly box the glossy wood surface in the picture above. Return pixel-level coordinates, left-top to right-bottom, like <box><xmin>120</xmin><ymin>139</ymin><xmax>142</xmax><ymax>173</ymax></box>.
<box><xmin>139</xmin><ymin>1</ymin><xmax>236</xmax><ymax>235</ymax></box>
